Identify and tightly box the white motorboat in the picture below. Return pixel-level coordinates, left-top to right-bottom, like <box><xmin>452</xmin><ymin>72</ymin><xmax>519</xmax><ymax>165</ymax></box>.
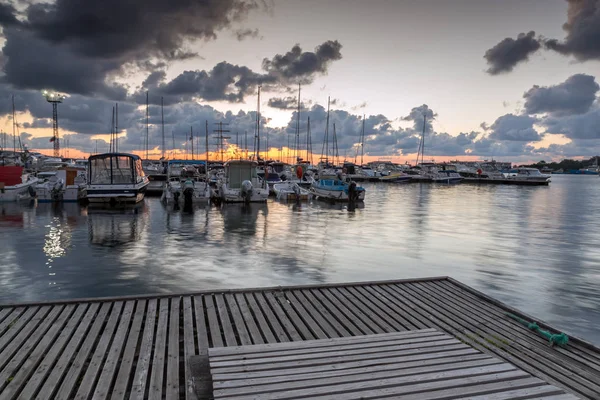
<box><xmin>310</xmin><ymin>178</ymin><xmax>366</xmax><ymax>202</ymax></box>
<box><xmin>217</xmin><ymin>160</ymin><xmax>269</xmax><ymax>203</ymax></box>
<box><xmin>86</xmin><ymin>153</ymin><xmax>149</xmax><ymax>204</ymax></box>
<box><xmin>502</xmin><ymin>168</ymin><xmax>551</xmax><ymax>183</ymax></box>
<box><xmin>273</xmin><ymin>181</ymin><xmax>312</xmax><ymax>201</ymax></box>
<box><xmin>161</xmin><ymin>160</ymin><xmax>210</xmax><ymax>205</ymax></box>
<box><xmin>0</xmin><ymin>165</ymin><xmax>38</xmax><ymax>202</ymax></box>
<box><xmin>35</xmin><ymin>168</ymin><xmax>87</xmax><ymax>202</ymax></box>
<box><xmin>378</xmin><ymin>172</ymin><xmax>413</xmax><ymax>183</ymax></box>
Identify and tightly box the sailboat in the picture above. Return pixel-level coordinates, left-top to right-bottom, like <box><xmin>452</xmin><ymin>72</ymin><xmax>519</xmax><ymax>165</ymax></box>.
<box><xmin>310</xmin><ymin>97</ymin><xmax>366</xmax><ymax>202</ymax></box>
<box><xmin>413</xmin><ymin>113</ymin><xmax>462</xmax><ymax>184</ymax></box>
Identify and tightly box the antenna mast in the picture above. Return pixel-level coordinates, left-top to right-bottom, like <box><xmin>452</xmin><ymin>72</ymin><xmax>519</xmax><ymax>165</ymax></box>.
<box><xmin>190</xmin><ymin>126</ymin><xmax>194</xmax><ymax>160</ymax></box>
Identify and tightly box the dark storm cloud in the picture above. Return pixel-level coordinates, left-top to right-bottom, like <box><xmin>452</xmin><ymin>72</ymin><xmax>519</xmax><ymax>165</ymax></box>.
<box><xmin>24</xmin><ymin>0</ymin><xmax>263</xmax><ymax>61</ymax></box>
<box><xmin>235</xmin><ymin>28</ymin><xmax>261</xmax><ymax>41</ymax></box>
<box><xmin>484</xmin><ymin>31</ymin><xmax>541</xmax><ymax>75</ymax></box>
<box><xmin>268</xmin><ymin>96</ymin><xmax>298</xmax><ymax>110</ymax></box>
<box><xmin>262</xmin><ymin>40</ymin><xmax>342</xmax><ymax>84</ymax></box>
<box><xmin>0</xmin><ymin>2</ymin><xmax>20</xmax><ymax>27</ymax></box>
<box><xmin>545</xmin><ymin>0</ymin><xmax>600</xmax><ymax>61</ymax></box>
<box><xmin>1</xmin><ymin>28</ymin><xmax>128</xmax><ymax>99</ymax></box>
<box><xmin>133</xmin><ymin>40</ymin><xmax>343</xmax><ymax>105</ymax></box>
<box><xmin>488</xmin><ymin>114</ymin><xmax>542</xmax><ymax>141</ymax></box>
<box><xmin>523</xmin><ymin>74</ymin><xmax>599</xmax><ymax>116</ymax></box>
<box><xmin>0</xmin><ymin>0</ymin><xmax>263</xmax><ymax>97</ymax></box>
<box><xmin>134</xmin><ymin>62</ymin><xmax>276</xmax><ymax>105</ymax></box>
<box><xmin>542</xmin><ymin>106</ymin><xmax>600</xmax><ymax>139</ymax></box>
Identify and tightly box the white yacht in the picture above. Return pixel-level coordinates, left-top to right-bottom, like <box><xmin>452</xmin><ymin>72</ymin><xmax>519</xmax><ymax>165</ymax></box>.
<box><xmin>161</xmin><ymin>160</ymin><xmax>210</xmax><ymax>205</ymax></box>
<box><xmin>217</xmin><ymin>160</ymin><xmax>269</xmax><ymax>203</ymax></box>
<box><xmin>86</xmin><ymin>153</ymin><xmax>149</xmax><ymax>204</ymax></box>
<box><xmin>503</xmin><ymin>168</ymin><xmax>551</xmax><ymax>183</ymax></box>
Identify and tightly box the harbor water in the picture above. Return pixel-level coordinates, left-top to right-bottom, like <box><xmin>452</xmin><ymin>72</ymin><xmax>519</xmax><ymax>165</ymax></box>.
<box><xmin>0</xmin><ymin>175</ymin><xmax>598</xmax><ymax>344</ymax></box>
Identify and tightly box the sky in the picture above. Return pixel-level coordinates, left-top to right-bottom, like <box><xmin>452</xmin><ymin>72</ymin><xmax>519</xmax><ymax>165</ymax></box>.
<box><xmin>0</xmin><ymin>0</ymin><xmax>599</xmax><ymax>163</ymax></box>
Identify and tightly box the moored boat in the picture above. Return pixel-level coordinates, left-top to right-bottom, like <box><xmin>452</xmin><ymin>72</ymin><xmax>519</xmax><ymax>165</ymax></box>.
<box><xmin>217</xmin><ymin>160</ymin><xmax>269</xmax><ymax>203</ymax></box>
<box><xmin>86</xmin><ymin>153</ymin><xmax>149</xmax><ymax>205</ymax></box>
<box><xmin>0</xmin><ymin>165</ymin><xmax>38</xmax><ymax>202</ymax></box>
<box><xmin>161</xmin><ymin>160</ymin><xmax>210</xmax><ymax>205</ymax></box>
<box><xmin>273</xmin><ymin>181</ymin><xmax>312</xmax><ymax>201</ymax></box>
<box><xmin>310</xmin><ymin>178</ymin><xmax>365</xmax><ymax>202</ymax></box>
<box><xmin>35</xmin><ymin>168</ymin><xmax>86</xmax><ymax>202</ymax></box>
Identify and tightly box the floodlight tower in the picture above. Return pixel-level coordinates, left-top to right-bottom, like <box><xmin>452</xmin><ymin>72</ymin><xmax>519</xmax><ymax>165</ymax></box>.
<box><xmin>43</xmin><ymin>91</ymin><xmax>66</xmax><ymax>157</ymax></box>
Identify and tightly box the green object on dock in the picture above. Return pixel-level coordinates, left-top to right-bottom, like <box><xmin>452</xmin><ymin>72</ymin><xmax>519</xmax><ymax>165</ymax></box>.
<box><xmin>507</xmin><ymin>313</ymin><xmax>569</xmax><ymax>346</ymax></box>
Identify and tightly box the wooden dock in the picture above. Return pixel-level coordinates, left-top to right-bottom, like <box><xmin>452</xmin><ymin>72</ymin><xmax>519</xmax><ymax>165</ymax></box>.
<box><xmin>0</xmin><ymin>277</ymin><xmax>598</xmax><ymax>399</ymax></box>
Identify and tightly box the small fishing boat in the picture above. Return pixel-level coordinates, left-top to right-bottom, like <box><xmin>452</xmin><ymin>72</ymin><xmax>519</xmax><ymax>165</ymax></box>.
<box><xmin>0</xmin><ymin>165</ymin><xmax>38</xmax><ymax>202</ymax></box>
<box><xmin>86</xmin><ymin>153</ymin><xmax>149</xmax><ymax>204</ymax></box>
<box><xmin>35</xmin><ymin>168</ymin><xmax>86</xmax><ymax>202</ymax></box>
<box><xmin>310</xmin><ymin>178</ymin><xmax>365</xmax><ymax>202</ymax></box>
<box><xmin>273</xmin><ymin>181</ymin><xmax>312</xmax><ymax>201</ymax></box>
<box><xmin>161</xmin><ymin>160</ymin><xmax>210</xmax><ymax>205</ymax></box>
<box><xmin>217</xmin><ymin>160</ymin><xmax>269</xmax><ymax>203</ymax></box>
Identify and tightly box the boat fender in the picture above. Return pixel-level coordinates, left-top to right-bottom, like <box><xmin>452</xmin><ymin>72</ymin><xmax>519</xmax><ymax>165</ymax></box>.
<box><xmin>28</xmin><ymin>185</ymin><xmax>36</xmax><ymax>198</ymax></box>
<box><xmin>296</xmin><ymin>165</ymin><xmax>303</xmax><ymax>179</ymax></box>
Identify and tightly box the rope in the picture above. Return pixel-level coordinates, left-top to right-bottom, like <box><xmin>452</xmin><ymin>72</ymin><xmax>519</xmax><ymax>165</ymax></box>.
<box><xmin>506</xmin><ymin>313</ymin><xmax>569</xmax><ymax>347</ymax></box>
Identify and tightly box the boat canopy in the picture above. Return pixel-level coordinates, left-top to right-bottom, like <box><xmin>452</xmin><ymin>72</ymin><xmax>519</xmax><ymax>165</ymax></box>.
<box><xmin>88</xmin><ymin>153</ymin><xmax>145</xmax><ymax>185</ymax></box>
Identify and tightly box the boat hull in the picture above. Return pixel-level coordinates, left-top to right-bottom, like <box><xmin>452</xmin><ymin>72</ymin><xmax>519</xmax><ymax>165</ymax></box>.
<box><xmin>310</xmin><ymin>184</ymin><xmax>366</xmax><ymax>202</ymax></box>
<box><xmin>86</xmin><ymin>182</ymin><xmax>148</xmax><ymax>204</ymax></box>
<box><xmin>0</xmin><ymin>179</ymin><xmax>38</xmax><ymax>202</ymax></box>
<box><xmin>273</xmin><ymin>182</ymin><xmax>311</xmax><ymax>201</ymax></box>
<box><xmin>37</xmin><ymin>184</ymin><xmax>87</xmax><ymax>202</ymax></box>
<box><xmin>219</xmin><ymin>186</ymin><xmax>269</xmax><ymax>203</ymax></box>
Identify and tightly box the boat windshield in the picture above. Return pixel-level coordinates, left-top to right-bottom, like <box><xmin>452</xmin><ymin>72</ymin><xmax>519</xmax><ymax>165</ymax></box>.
<box><xmin>90</xmin><ymin>155</ymin><xmax>134</xmax><ymax>184</ymax></box>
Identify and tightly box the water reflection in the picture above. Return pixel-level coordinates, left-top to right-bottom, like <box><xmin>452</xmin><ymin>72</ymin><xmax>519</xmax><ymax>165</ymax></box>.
<box><xmin>88</xmin><ymin>204</ymin><xmax>148</xmax><ymax>247</ymax></box>
<box><xmin>0</xmin><ymin>177</ymin><xmax>598</xmax><ymax>344</ymax></box>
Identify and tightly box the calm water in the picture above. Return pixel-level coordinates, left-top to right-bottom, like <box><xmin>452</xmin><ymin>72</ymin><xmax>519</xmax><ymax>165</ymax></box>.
<box><xmin>1</xmin><ymin>175</ymin><xmax>599</xmax><ymax>344</ymax></box>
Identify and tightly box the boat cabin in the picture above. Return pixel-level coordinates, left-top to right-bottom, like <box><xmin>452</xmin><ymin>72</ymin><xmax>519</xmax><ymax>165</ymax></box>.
<box><xmin>225</xmin><ymin>160</ymin><xmax>260</xmax><ymax>189</ymax></box>
<box><xmin>88</xmin><ymin>153</ymin><xmax>146</xmax><ymax>185</ymax></box>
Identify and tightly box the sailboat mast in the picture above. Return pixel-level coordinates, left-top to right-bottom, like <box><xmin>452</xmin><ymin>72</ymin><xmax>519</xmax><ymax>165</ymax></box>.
<box><xmin>255</xmin><ymin>86</ymin><xmax>261</xmax><ymax>160</ymax></box>
<box><xmin>145</xmin><ymin>91</ymin><xmax>149</xmax><ymax>160</ymax></box>
<box><xmin>361</xmin><ymin>114</ymin><xmax>365</xmax><ymax>165</ymax></box>
<box><xmin>333</xmin><ymin>123</ymin><xmax>339</xmax><ymax>165</ymax></box>
<box><xmin>161</xmin><ymin>97</ymin><xmax>165</xmax><ymax>159</ymax></box>
<box><xmin>306</xmin><ymin>116</ymin><xmax>310</xmax><ymax>164</ymax></box>
<box><xmin>110</xmin><ymin>106</ymin><xmax>115</xmax><ymax>152</ymax></box>
<box><xmin>190</xmin><ymin>126</ymin><xmax>194</xmax><ymax>160</ymax></box>
<box><xmin>115</xmin><ymin>103</ymin><xmax>119</xmax><ymax>153</ymax></box>
<box><xmin>325</xmin><ymin>96</ymin><xmax>330</xmax><ymax>164</ymax></box>
<box><xmin>12</xmin><ymin>95</ymin><xmax>16</xmax><ymax>154</ymax></box>
<box><xmin>421</xmin><ymin>114</ymin><xmax>426</xmax><ymax>165</ymax></box>
<box><xmin>205</xmin><ymin>120</ymin><xmax>209</xmax><ymax>167</ymax></box>
<box><xmin>296</xmin><ymin>83</ymin><xmax>301</xmax><ymax>163</ymax></box>
<box><xmin>171</xmin><ymin>130</ymin><xmax>175</xmax><ymax>159</ymax></box>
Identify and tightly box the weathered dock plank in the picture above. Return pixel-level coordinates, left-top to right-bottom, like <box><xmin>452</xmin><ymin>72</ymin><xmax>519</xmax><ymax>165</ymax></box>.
<box><xmin>0</xmin><ymin>277</ymin><xmax>597</xmax><ymax>399</ymax></box>
<box><xmin>208</xmin><ymin>330</ymin><xmax>576</xmax><ymax>400</ymax></box>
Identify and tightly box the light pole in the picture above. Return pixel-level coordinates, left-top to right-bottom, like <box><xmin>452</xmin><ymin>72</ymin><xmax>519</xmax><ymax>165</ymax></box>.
<box><xmin>43</xmin><ymin>91</ymin><xmax>66</xmax><ymax>158</ymax></box>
